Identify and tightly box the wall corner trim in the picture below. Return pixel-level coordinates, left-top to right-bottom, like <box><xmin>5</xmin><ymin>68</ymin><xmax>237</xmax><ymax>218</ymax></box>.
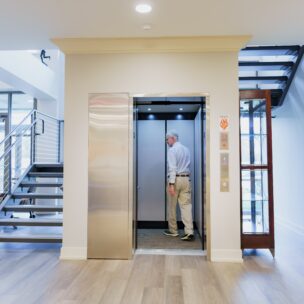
<box><xmin>211</xmin><ymin>249</ymin><xmax>243</xmax><ymax>263</ymax></box>
<box><xmin>52</xmin><ymin>35</ymin><xmax>252</xmax><ymax>55</ymax></box>
<box><xmin>60</xmin><ymin>246</ymin><xmax>87</xmax><ymax>260</ymax></box>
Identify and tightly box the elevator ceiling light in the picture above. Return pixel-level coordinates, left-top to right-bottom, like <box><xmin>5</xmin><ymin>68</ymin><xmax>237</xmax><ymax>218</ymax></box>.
<box><xmin>135</xmin><ymin>4</ymin><xmax>152</xmax><ymax>14</ymax></box>
<box><xmin>179</xmin><ymin>108</ymin><xmax>183</xmax><ymax>111</ymax></box>
<box><xmin>148</xmin><ymin>108</ymin><xmax>152</xmax><ymax>111</ymax></box>
<box><xmin>148</xmin><ymin>114</ymin><xmax>155</xmax><ymax>120</ymax></box>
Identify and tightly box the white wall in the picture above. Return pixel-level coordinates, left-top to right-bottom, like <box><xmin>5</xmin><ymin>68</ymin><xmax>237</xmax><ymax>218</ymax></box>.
<box><xmin>63</xmin><ymin>52</ymin><xmax>242</xmax><ymax>262</ymax></box>
<box><xmin>36</xmin><ymin>50</ymin><xmax>65</xmax><ymax>119</ymax></box>
<box><xmin>0</xmin><ymin>50</ymin><xmax>65</xmax><ymax>119</ymax></box>
<box><xmin>0</xmin><ymin>50</ymin><xmax>57</xmax><ymax>100</ymax></box>
<box><xmin>272</xmin><ymin>57</ymin><xmax>304</xmax><ymax>236</ymax></box>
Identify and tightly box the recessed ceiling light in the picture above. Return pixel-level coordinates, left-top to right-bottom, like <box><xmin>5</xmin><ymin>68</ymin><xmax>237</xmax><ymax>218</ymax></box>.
<box><xmin>148</xmin><ymin>114</ymin><xmax>155</xmax><ymax>120</ymax></box>
<box><xmin>148</xmin><ymin>108</ymin><xmax>152</xmax><ymax>111</ymax></box>
<box><xmin>143</xmin><ymin>24</ymin><xmax>152</xmax><ymax>30</ymax></box>
<box><xmin>179</xmin><ymin>108</ymin><xmax>183</xmax><ymax>111</ymax></box>
<box><xmin>136</xmin><ymin>4</ymin><xmax>152</xmax><ymax>14</ymax></box>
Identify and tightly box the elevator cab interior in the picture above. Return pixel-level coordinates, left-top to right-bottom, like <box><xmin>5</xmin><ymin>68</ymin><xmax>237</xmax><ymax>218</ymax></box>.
<box><xmin>134</xmin><ymin>97</ymin><xmax>206</xmax><ymax>252</ymax></box>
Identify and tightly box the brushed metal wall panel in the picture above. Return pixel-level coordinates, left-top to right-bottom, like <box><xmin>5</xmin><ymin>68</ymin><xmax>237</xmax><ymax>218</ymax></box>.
<box><xmin>88</xmin><ymin>93</ymin><xmax>131</xmax><ymax>259</ymax></box>
<box><xmin>137</xmin><ymin>120</ymin><xmax>166</xmax><ymax>221</ymax></box>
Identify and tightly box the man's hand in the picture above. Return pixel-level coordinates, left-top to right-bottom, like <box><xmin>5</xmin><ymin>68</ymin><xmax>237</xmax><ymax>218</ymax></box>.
<box><xmin>168</xmin><ymin>184</ymin><xmax>175</xmax><ymax>196</ymax></box>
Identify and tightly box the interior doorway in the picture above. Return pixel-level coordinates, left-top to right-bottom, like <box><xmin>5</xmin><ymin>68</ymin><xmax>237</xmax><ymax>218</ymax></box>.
<box><xmin>134</xmin><ymin>96</ymin><xmax>206</xmax><ymax>252</ymax></box>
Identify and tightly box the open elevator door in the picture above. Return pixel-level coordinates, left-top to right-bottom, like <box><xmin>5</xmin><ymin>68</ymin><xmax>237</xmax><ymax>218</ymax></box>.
<box><xmin>134</xmin><ymin>97</ymin><xmax>205</xmax><ymax>251</ymax></box>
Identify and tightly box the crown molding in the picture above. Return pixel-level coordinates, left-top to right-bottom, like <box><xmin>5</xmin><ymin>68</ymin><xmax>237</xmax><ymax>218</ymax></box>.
<box><xmin>52</xmin><ymin>36</ymin><xmax>252</xmax><ymax>54</ymax></box>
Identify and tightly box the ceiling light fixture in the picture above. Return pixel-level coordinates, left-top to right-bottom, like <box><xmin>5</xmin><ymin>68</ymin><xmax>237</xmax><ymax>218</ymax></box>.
<box><xmin>143</xmin><ymin>24</ymin><xmax>152</xmax><ymax>30</ymax></box>
<box><xmin>148</xmin><ymin>108</ymin><xmax>152</xmax><ymax>111</ymax></box>
<box><xmin>136</xmin><ymin>4</ymin><xmax>152</xmax><ymax>14</ymax></box>
<box><xmin>148</xmin><ymin>114</ymin><xmax>155</xmax><ymax>120</ymax></box>
<box><xmin>179</xmin><ymin>108</ymin><xmax>183</xmax><ymax>111</ymax></box>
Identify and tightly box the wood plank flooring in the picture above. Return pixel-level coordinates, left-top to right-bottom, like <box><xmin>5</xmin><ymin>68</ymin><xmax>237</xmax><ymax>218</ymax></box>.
<box><xmin>0</xmin><ymin>225</ymin><xmax>303</xmax><ymax>303</ymax></box>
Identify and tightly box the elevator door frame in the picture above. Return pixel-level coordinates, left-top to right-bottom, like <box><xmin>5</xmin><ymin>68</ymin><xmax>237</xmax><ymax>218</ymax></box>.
<box><xmin>133</xmin><ymin>96</ymin><xmax>207</xmax><ymax>253</ymax></box>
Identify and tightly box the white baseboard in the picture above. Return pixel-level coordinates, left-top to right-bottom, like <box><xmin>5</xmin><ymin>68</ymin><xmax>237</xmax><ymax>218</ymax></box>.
<box><xmin>276</xmin><ymin>216</ymin><xmax>304</xmax><ymax>237</ymax></box>
<box><xmin>60</xmin><ymin>246</ymin><xmax>87</xmax><ymax>260</ymax></box>
<box><xmin>211</xmin><ymin>249</ymin><xmax>243</xmax><ymax>263</ymax></box>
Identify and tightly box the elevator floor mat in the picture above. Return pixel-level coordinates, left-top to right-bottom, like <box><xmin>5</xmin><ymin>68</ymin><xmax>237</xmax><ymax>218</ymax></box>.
<box><xmin>137</xmin><ymin>229</ymin><xmax>202</xmax><ymax>250</ymax></box>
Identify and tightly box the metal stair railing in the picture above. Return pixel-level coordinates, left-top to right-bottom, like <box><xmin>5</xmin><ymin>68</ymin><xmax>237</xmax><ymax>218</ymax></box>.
<box><xmin>33</xmin><ymin>111</ymin><xmax>64</xmax><ymax>164</ymax></box>
<box><xmin>0</xmin><ymin>110</ymin><xmax>64</xmax><ymax>203</ymax></box>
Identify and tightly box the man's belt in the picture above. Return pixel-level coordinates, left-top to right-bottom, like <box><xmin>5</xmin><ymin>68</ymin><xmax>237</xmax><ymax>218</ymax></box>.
<box><xmin>176</xmin><ymin>174</ymin><xmax>190</xmax><ymax>177</ymax></box>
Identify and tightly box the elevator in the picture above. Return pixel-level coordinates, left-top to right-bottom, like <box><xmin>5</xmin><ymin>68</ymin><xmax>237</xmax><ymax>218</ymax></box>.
<box><xmin>134</xmin><ymin>97</ymin><xmax>205</xmax><ymax>251</ymax></box>
<box><xmin>88</xmin><ymin>94</ymin><xmax>206</xmax><ymax>259</ymax></box>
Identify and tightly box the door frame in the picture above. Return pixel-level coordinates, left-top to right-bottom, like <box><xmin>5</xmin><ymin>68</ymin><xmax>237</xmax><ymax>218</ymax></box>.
<box><xmin>131</xmin><ymin>93</ymin><xmax>210</xmax><ymax>257</ymax></box>
<box><xmin>239</xmin><ymin>90</ymin><xmax>275</xmax><ymax>253</ymax></box>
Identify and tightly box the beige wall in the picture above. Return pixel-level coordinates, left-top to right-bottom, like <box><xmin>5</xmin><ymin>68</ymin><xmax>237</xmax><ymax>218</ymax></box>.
<box><xmin>62</xmin><ymin>52</ymin><xmax>242</xmax><ymax>262</ymax></box>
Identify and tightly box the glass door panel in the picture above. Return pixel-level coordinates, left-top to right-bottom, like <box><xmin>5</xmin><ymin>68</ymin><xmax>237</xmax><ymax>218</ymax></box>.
<box><xmin>241</xmin><ymin>169</ymin><xmax>269</xmax><ymax>233</ymax></box>
<box><xmin>240</xmin><ymin>90</ymin><xmax>274</xmax><ymax>253</ymax></box>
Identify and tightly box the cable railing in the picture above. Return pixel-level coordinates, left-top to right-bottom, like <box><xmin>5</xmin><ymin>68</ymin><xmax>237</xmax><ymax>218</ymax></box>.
<box><xmin>0</xmin><ymin>110</ymin><xmax>63</xmax><ymax>199</ymax></box>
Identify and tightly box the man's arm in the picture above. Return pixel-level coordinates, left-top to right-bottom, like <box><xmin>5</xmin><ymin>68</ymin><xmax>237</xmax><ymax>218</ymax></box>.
<box><xmin>168</xmin><ymin>149</ymin><xmax>177</xmax><ymax>184</ymax></box>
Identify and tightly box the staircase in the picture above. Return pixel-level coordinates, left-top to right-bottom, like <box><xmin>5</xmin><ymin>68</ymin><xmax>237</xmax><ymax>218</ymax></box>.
<box><xmin>0</xmin><ymin>110</ymin><xmax>64</xmax><ymax>243</ymax></box>
<box><xmin>239</xmin><ymin>45</ymin><xmax>304</xmax><ymax>107</ymax></box>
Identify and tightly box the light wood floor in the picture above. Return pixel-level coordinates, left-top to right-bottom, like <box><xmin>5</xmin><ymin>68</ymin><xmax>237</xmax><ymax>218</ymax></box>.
<box><xmin>0</xmin><ymin>225</ymin><xmax>303</xmax><ymax>304</ymax></box>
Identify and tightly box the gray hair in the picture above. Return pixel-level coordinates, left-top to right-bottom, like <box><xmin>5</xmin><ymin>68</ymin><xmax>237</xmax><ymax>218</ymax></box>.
<box><xmin>166</xmin><ymin>130</ymin><xmax>179</xmax><ymax>140</ymax></box>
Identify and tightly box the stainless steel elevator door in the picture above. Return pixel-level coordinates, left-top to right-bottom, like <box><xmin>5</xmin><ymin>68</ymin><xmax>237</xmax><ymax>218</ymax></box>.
<box><xmin>137</xmin><ymin>120</ymin><xmax>166</xmax><ymax>221</ymax></box>
<box><xmin>88</xmin><ymin>94</ymin><xmax>132</xmax><ymax>259</ymax></box>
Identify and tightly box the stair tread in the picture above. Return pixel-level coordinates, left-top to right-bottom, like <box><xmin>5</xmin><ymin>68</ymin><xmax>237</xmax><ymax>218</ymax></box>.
<box><xmin>3</xmin><ymin>205</ymin><xmax>63</xmax><ymax>211</ymax></box>
<box><xmin>0</xmin><ymin>234</ymin><xmax>62</xmax><ymax>243</ymax></box>
<box><xmin>33</xmin><ymin>163</ymin><xmax>63</xmax><ymax>167</ymax></box>
<box><xmin>0</xmin><ymin>234</ymin><xmax>62</xmax><ymax>239</ymax></box>
<box><xmin>12</xmin><ymin>193</ymin><xmax>63</xmax><ymax>198</ymax></box>
<box><xmin>0</xmin><ymin>218</ymin><xmax>62</xmax><ymax>222</ymax></box>
<box><xmin>12</xmin><ymin>192</ymin><xmax>63</xmax><ymax>195</ymax></box>
<box><xmin>20</xmin><ymin>182</ymin><xmax>63</xmax><ymax>187</ymax></box>
<box><xmin>28</xmin><ymin>172</ymin><xmax>63</xmax><ymax>176</ymax></box>
<box><xmin>0</xmin><ymin>218</ymin><xmax>63</xmax><ymax>226</ymax></box>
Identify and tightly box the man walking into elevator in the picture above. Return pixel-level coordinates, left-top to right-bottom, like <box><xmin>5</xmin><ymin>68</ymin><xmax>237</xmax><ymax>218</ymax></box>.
<box><xmin>164</xmin><ymin>130</ymin><xmax>194</xmax><ymax>241</ymax></box>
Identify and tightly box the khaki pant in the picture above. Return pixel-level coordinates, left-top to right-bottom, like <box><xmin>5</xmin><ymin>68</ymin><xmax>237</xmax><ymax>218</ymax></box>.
<box><xmin>167</xmin><ymin>177</ymin><xmax>193</xmax><ymax>235</ymax></box>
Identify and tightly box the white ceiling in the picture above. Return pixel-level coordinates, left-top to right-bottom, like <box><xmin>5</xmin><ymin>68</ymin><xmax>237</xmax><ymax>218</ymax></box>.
<box><xmin>0</xmin><ymin>0</ymin><xmax>304</xmax><ymax>50</ymax></box>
